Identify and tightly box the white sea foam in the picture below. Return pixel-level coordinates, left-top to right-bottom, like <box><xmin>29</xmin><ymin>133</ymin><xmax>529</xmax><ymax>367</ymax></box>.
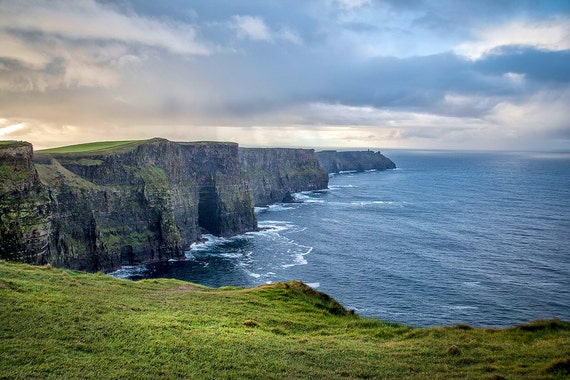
<box><xmin>189</xmin><ymin>234</ymin><xmax>253</xmax><ymax>253</ymax></box>
<box><xmin>328</xmin><ymin>184</ymin><xmax>356</xmax><ymax>190</ymax></box>
<box><xmin>255</xmin><ymin>220</ymin><xmax>294</xmax><ymax>233</ymax></box>
<box><xmin>282</xmin><ymin>246</ymin><xmax>312</xmax><ymax>268</ymax></box>
<box><xmin>108</xmin><ymin>265</ymin><xmax>148</xmax><ymax>279</ymax></box>
<box><xmin>445</xmin><ymin>305</ymin><xmax>479</xmax><ymax>310</ymax></box>
<box><xmin>292</xmin><ymin>192</ymin><xmax>310</xmax><ymax>201</ymax></box>
<box><xmin>306</xmin><ymin>282</ymin><xmax>320</xmax><ymax>288</ymax></box>
<box><xmin>292</xmin><ymin>191</ymin><xmax>326</xmax><ymax>204</ymax></box>
<box><xmin>349</xmin><ymin>200</ymin><xmax>394</xmax><ymax>206</ymax></box>
<box><xmin>188</xmin><ymin>234</ymin><xmax>220</xmax><ymax>251</ymax></box>
<box><xmin>267</xmin><ymin>204</ymin><xmax>294</xmax><ymax>212</ymax></box>
<box><xmin>220</xmin><ymin>252</ymin><xmax>243</xmax><ymax>259</ymax></box>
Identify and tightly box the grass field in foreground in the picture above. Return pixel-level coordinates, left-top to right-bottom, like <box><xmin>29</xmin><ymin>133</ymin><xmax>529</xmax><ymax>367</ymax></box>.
<box><xmin>1</xmin><ymin>261</ymin><xmax>568</xmax><ymax>379</ymax></box>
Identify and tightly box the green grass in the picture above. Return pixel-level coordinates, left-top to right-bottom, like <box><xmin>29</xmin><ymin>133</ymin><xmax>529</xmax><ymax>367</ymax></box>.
<box><xmin>0</xmin><ymin>141</ymin><xmax>29</xmax><ymax>148</ymax></box>
<box><xmin>1</xmin><ymin>261</ymin><xmax>568</xmax><ymax>379</ymax></box>
<box><xmin>38</xmin><ymin>140</ymin><xmax>145</xmax><ymax>154</ymax></box>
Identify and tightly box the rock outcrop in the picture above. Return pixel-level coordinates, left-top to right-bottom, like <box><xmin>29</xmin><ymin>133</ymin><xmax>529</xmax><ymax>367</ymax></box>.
<box><xmin>27</xmin><ymin>138</ymin><xmax>258</xmax><ymax>272</ymax></box>
<box><xmin>0</xmin><ymin>142</ymin><xmax>50</xmax><ymax>264</ymax></box>
<box><xmin>2</xmin><ymin>139</ymin><xmax>333</xmax><ymax>272</ymax></box>
<box><xmin>1</xmin><ymin>139</ymin><xmax>395</xmax><ymax>273</ymax></box>
<box><xmin>317</xmin><ymin>150</ymin><xmax>396</xmax><ymax>173</ymax></box>
<box><xmin>239</xmin><ymin>148</ymin><xmax>329</xmax><ymax>206</ymax></box>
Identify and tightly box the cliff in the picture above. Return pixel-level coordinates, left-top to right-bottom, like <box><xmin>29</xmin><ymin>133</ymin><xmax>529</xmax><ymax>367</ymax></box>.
<box><xmin>1</xmin><ymin>139</ymin><xmax>355</xmax><ymax>272</ymax></box>
<box><xmin>239</xmin><ymin>148</ymin><xmax>329</xmax><ymax>206</ymax></box>
<box><xmin>27</xmin><ymin>139</ymin><xmax>257</xmax><ymax>272</ymax></box>
<box><xmin>1</xmin><ymin>140</ymin><xmax>396</xmax><ymax>272</ymax></box>
<box><xmin>0</xmin><ymin>142</ymin><xmax>50</xmax><ymax>264</ymax></box>
<box><xmin>317</xmin><ymin>150</ymin><xmax>396</xmax><ymax>173</ymax></box>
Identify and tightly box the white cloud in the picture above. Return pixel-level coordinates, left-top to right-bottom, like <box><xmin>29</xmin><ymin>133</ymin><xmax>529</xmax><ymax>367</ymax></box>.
<box><xmin>279</xmin><ymin>28</ymin><xmax>303</xmax><ymax>45</ymax></box>
<box><xmin>0</xmin><ymin>34</ymin><xmax>50</xmax><ymax>69</ymax></box>
<box><xmin>335</xmin><ymin>0</ymin><xmax>372</xmax><ymax>10</ymax></box>
<box><xmin>0</xmin><ymin>0</ymin><xmax>212</xmax><ymax>91</ymax></box>
<box><xmin>230</xmin><ymin>15</ymin><xmax>302</xmax><ymax>44</ymax></box>
<box><xmin>455</xmin><ymin>17</ymin><xmax>570</xmax><ymax>60</ymax></box>
<box><xmin>0</xmin><ymin>122</ymin><xmax>25</xmax><ymax>138</ymax></box>
<box><xmin>0</xmin><ymin>0</ymin><xmax>211</xmax><ymax>57</ymax></box>
<box><xmin>232</xmin><ymin>15</ymin><xmax>273</xmax><ymax>41</ymax></box>
<box><xmin>486</xmin><ymin>88</ymin><xmax>570</xmax><ymax>135</ymax></box>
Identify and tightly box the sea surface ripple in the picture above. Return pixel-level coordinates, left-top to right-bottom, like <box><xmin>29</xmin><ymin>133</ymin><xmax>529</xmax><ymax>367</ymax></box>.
<box><xmin>111</xmin><ymin>151</ymin><xmax>570</xmax><ymax>327</ymax></box>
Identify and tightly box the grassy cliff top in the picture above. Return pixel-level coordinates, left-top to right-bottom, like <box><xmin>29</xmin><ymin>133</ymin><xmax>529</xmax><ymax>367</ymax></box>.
<box><xmin>38</xmin><ymin>139</ymin><xmax>150</xmax><ymax>154</ymax></box>
<box><xmin>37</xmin><ymin>139</ymin><xmax>241</xmax><ymax>155</ymax></box>
<box><xmin>0</xmin><ymin>140</ymin><xmax>30</xmax><ymax>149</ymax></box>
<box><xmin>1</xmin><ymin>261</ymin><xmax>568</xmax><ymax>379</ymax></box>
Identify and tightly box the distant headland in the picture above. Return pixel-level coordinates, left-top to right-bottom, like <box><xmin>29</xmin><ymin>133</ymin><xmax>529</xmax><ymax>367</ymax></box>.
<box><xmin>0</xmin><ymin>138</ymin><xmax>395</xmax><ymax>272</ymax></box>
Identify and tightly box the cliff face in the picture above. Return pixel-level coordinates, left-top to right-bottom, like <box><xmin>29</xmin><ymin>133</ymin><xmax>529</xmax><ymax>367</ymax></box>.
<box><xmin>317</xmin><ymin>150</ymin><xmax>396</xmax><ymax>173</ymax></box>
<box><xmin>179</xmin><ymin>142</ymin><xmax>256</xmax><ymax>237</ymax></box>
<box><xmin>239</xmin><ymin>148</ymin><xmax>329</xmax><ymax>206</ymax></box>
<box><xmin>1</xmin><ymin>139</ymin><xmax>350</xmax><ymax>273</ymax></box>
<box><xmin>33</xmin><ymin>139</ymin><xmax>193</xmax><ymax>271</ymax></box>
<box><xmin>0</xmin><ymin>142</ymin><xmax>50</xmax><ymax>264</ymax></box>
<box><xmin>29</xmin><ymin>138</ymin><xmax>256</xmax><ymax>272</ymax></box>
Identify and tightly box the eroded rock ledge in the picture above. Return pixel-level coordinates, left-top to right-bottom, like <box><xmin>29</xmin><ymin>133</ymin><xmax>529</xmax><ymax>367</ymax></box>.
<box><xmin>0</xmin><ymin>139</ymin><xmax>329</xmax><ymax>272</ymax></box>
<box><xmin>239</xmin><ymin>148</ymin><xmax>329</xmax><ymax>206</ymax></box>
<box><xmin>317</xmin><ymin>150</ymin><xmax>396</xmax><ymax>173</ymax></box>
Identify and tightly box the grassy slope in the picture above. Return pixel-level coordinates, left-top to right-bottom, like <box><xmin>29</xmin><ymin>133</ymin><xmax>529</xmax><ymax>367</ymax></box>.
<box><xmin>1</xmin><ymin>261</ymin><xmax>568</xmax><ymax>379</ymax></box>
<box><xmin>37</xmin><ymin>140</ymin><xmax>146</xmax><ymax>154</ymax></box>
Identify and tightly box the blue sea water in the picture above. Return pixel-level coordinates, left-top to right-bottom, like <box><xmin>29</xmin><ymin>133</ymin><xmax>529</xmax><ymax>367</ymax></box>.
<box><xmin>111</xmin><ymin>151</ymin><xmax>570</xmax><ymax>327</ymax></box>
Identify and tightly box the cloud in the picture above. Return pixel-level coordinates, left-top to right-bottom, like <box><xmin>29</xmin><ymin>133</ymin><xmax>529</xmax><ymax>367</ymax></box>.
<box><xmin>455</xmin><ymin>17</ymin><xmax>570</xmax><ymax>60</ymax></box>
<box><xmin>0</xmin><ymin>119</ymin><xmax>25</xmax><ymax>138</ymax></box>
<box><xmin>230</xmin><ymin>15</ymin><xmax>302</xmax><ymax>44</ymax></box>
<box><xmin>0</xmin><ymin>0</ymin><xmax>211</xmax><ymax>91</ymax></box>
<box><xmin>0</xmin><ymin>1</ymin><xmax>569</xmax><ymax>151</ymax></box>
<box><xmin>0</xmin><ymin>0</ymin><xmax>211</xmax><ymax>58</ymax></box>
<box><xmin>231</xmin><ymin>15</ymin><xmax>273</xmax><ymax>41</ymax></box>
<box><xmin>335</xmin><ymin>0</ymin><xmax>372</xmax><ymax>10</ymax></box>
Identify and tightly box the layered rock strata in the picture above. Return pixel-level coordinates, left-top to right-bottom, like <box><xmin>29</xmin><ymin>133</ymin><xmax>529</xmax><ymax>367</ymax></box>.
<box><xmin>317</xmin><ymin>150</ymin><xmax>396</xmax><ymax>173</ymax></box>
<box><xmin>239</xmin><ymin>148</ymin><xmax>329</xmax><ymax>206</ymax></box>
<box><xmin>0</xmin><ymin>142</ymin><xmax>50</xmax><ymax>264</ymax></box>
<box><xmin>1</xmin><ymin>139</ymin><xmax>333</xmax><ymax>272</ymax></box>
<box><xmin>2</xmin><ymin>140</ymin><xmax>395</xmax><ymax>273</ymax></box>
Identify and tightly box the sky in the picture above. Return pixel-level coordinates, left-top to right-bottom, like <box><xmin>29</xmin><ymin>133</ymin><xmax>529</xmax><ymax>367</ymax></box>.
<box><xmin>1</xmin><ymin>0</ymin><xmax>569</xmax><ymax>151</ymax></box>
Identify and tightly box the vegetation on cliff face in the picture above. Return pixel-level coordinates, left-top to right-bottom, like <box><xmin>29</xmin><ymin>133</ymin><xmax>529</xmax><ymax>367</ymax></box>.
<box><xmin>0</xmin><ymin>261</ymin><xmax>568</xmax><ymax>379</ymax></box>
<box><xmin>239</xmin><ymin>148</ymin><xmax>329</xmax><ymax>206</ymax></box>
<box><xmin>0</xmin><ymin>142</ymin><xmax>50</xmax><ymax>264</ymax></box>
<box><xmin>317</xmin><ymin>150</ymin><xmax>396</xmax><ymax>173</ymax></box>
<box><xmin>1</xmin><ymin>138</ymin><xmax>264</xmax><ymax>272</ymax></box>
<box><xmin>2</xmin><ymin>139</ymin><xmax>403</xmax><ymax>274</ymax></box>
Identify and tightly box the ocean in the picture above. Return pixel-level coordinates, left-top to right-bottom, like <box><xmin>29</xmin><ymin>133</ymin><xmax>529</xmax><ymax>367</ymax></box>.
<box><xmin>111</xmin><ymin>150</ymin><xmax>570</xmax><ymax>327</ymax></box>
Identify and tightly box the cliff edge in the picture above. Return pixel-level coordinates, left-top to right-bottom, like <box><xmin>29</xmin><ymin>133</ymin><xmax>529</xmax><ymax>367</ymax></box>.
<box><xmin>0</xmin><ymin>142</ymin><xmax>50</xmax><ymax>264</ymax></box>
<box><xmin>317</xmin><ymin>150</ymin><xmax>396</xmax><ymax>173</ymax></box>
<box><xmin>239</xmin><ymin>148</ymin><xmax>329</xmax><ymax>206</ymax></box>
<box><xmin>1</xmin><ymin>140</ymin><xmax>395</xmax><ymax>272</ymax></box>
<box><xmin>1</xmin><ymin>139</ymin><xmax>332</xmax><ymax>272</ymax></box>
<box><xmin>31</xmin><ymin>139</ymin><xmax>258</xmax><ymax>272</ymax></box>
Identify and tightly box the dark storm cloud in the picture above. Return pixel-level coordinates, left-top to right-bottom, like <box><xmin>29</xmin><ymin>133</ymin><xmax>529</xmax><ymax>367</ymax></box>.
<box><xmin>1</xmin><ymin>0</ymin><xmax>569</xmax><ymax>150</ymax></box>
<box><xmin>475</xmin><ymin>47</ymin><xmax>570</xmax><ymax>84</ymax></box>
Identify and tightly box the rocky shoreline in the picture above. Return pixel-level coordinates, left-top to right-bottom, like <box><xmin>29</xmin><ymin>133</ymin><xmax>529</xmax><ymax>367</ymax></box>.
<box><xmin>1</xmin><ymin>139</ymin><xmax>395</xmax><ymax>272</ymax></box>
